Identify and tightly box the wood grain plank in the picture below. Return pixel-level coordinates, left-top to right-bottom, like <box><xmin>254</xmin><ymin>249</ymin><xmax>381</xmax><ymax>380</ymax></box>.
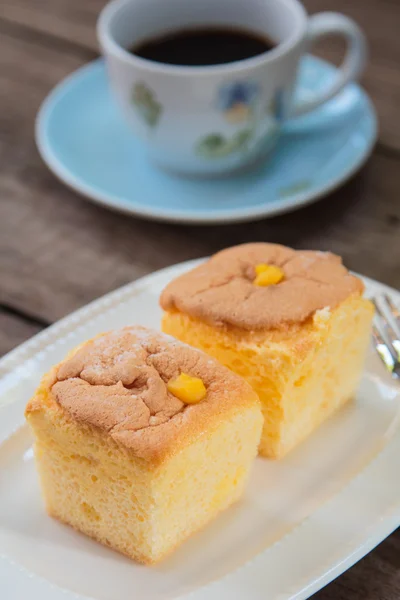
<box><xmin>0</xmin><ymin>0</ymin><xmax>101</xmax><ymax>50</ymax></box>
<box><xmin>1</xmin><ymin>0</ymin><xmax>400</xmax><ymax>149</ymax></box>
<box><xmin>0</xmin><ymin>311</ymin><xmax>44</xmax><ymax>356</ymax></box>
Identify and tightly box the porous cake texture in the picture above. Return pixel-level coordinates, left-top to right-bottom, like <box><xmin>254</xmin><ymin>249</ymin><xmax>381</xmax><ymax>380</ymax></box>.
<box><xmin>161</xmin><ymin>243</ymin><xmax>374</xmax><ymax>459</ymax></box>
<box><xmin>25</xmin><ymin>327</ymin><xmax>262</xmax><ymax>564</ymax></box>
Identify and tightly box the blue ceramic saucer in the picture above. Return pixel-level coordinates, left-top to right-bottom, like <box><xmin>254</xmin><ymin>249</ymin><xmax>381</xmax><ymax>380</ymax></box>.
<box><xmin>36</xmin><ymin>56</ymin><xmax>377</xmax><ymax>224</ymax></box>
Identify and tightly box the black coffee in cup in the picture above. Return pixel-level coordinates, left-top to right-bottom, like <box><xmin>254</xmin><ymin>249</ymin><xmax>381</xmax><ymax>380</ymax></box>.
<box><xmin>130</xmin><ymin>26</ymin><xmax>275</xmax><ymax>66</ymax></box>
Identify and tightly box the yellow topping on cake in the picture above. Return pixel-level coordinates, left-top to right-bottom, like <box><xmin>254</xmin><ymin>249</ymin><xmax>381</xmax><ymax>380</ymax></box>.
<box><xmin>254</xmin><ymin>264</ymin><xmax>284</xmax><ymax>286</ymax></box>
<box><xmin>167</xmin><ymin>373</ymin><xmax>207</xmax><ymax>404</ymax></box>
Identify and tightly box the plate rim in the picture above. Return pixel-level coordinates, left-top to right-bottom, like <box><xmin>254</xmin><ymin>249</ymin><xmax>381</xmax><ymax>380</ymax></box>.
<box><xmin>1</xmin><ymin>260</ymin><xmax>399</xmax><ymax>600</ymax></box>
<box><xmin>35</xmin><ymin>57</ymin><xmax>378</xmax><ymax>225</ymax></box>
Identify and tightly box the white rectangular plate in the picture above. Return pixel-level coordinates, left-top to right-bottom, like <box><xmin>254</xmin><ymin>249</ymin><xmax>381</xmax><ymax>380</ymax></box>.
<box><xmin>0</xmin><ymin>260</ymin><xmax>399</xmax><ymax>600</ymax></box>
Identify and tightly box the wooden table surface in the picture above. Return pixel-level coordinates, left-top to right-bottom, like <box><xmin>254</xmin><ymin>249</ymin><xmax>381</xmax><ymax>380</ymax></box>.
<box><xmin>1</xmin><ymin>0</ymin><xmax>399</xmax><ymax>596</ymax></box>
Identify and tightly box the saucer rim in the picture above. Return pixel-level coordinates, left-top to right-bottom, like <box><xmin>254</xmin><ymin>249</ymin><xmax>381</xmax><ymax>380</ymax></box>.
<box><xmin>35</xmin><ymin>57</ymin><xmax>378</xmax><ymax>225</ymax></box>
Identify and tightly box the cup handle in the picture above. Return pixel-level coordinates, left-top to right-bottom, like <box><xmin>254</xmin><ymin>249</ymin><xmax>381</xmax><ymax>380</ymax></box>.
<box><xmin>292</xmin><ymin>12</ymin><xmax>367</xmax><ymax>118</ymax></box>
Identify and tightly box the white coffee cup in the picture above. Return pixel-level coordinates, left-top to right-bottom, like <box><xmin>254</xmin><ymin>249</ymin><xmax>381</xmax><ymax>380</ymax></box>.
<box><xmin>98</xmin><ymin>0</ymin><xmax>367</xmax><ymax>176</ymax></box>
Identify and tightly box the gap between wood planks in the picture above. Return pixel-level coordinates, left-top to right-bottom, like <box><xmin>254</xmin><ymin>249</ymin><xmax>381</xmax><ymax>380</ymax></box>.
<box><xmin>0</xmin><ymin>16</ymin><xmax>97</xmax><ymax>62</ymax></box>
<box><xmin>0</xmin><ymin>303</ymin><xmax>51</xmax><ymax>329</ymax></box>
<box><xmin>0</xmin><ymin>304</ymin><xmax>49</xmax><ymax>356</ymax></box>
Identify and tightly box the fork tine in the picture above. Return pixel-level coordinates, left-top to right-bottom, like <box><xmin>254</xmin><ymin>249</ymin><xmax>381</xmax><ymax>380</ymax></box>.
<box><xmin>373</xmin><ymin>298</ymin><xmax>400</xmax><ymax>360</ymax></box>
<box><xmin>384</xmin><ymin>294</ymin><xmax>400</xmax><ymax>329</ymax></box>
<box><xmin>384</xmin><ymin>293</ymin><xmax>400</xmax><ymax>316</ymax></box>
<box><xmin>372</xmin><ymin>322</ymin><xmax>397</xmax><ymax>372</ymax></box>
<box><xmin>383</xmin><ymin>295</ymin><xmax>400</xmax><ymax>357</ymax></box>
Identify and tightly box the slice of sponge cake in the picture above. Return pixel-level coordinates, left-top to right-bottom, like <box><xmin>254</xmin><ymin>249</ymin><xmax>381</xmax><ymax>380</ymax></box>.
<box><xmin>161</xmin><ymin>243</ymin><xmax>374</xmax><ymax>459</ymax></box>
<box><xmin>25</xmin><ymin>326</ymin><xmax>262</xmax><ymax>564</ymax></box>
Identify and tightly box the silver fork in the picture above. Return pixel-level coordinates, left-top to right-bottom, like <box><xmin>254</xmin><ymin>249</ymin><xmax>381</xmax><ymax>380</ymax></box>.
<box><xmin>372</xmin><ymin>294</ymin><xmax>400</xmax><ymax>379</ymax></box>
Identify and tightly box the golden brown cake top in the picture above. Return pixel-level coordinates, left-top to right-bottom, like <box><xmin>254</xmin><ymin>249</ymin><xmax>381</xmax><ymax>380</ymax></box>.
<box><xmin>160</xmin><ymin>243</ymin><xmax>363</xmax><ymax>330</ymax></box>
<box><xmin>30</xmin><ymin>327</ymin><xmax>257</xmax><ymax>463</ymax></box>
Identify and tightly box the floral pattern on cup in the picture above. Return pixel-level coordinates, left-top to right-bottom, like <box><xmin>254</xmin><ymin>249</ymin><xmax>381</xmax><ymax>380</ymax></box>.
<box><xmin>132</xmin><ymin>82</ymin><xmax>162</xmax><ymax>127</ymax></box>
<box><xmin>217</xmin><ymin>81</ymin><xmax>260</xmax><ymax>123</ymax></box>
<box><xmin>196</xmin><ymin>128</ymin><xmax>253</xmax><ymax>158</ymax></box>
<box><xmin>195</xmin><ymin>82</ymin><xmax>287</xmax><ymax>159</ymax></box>
<box><xmin>195</xmin><ymin>81</ymin><xmax>260</xmax><ymax>158</ymax></box>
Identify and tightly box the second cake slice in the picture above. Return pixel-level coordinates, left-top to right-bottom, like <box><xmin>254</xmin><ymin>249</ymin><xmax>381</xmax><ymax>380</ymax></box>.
<box><xmin>161</xmin><ymin>243</ymin><xmax>374</xmax><ymax>459</ymax></box>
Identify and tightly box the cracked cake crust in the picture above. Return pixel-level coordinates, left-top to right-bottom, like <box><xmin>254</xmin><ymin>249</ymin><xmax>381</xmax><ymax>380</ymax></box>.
<box><xmin>160</xmin><ymin>243</ymin><xmax>364</xmax><ymax>331</ymax></box>
<box><xmin>26</xmin><ymin>327</ymin><xmax>258</xmax><ymax>464</ymax></box>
